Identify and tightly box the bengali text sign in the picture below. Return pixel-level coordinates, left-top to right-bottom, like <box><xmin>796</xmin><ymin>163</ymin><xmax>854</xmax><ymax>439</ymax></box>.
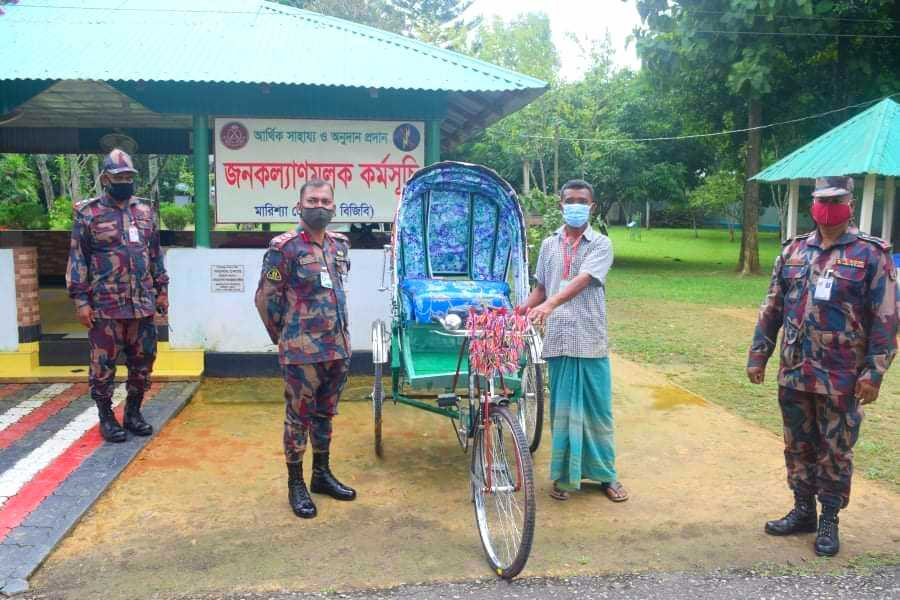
<box><xmin>214</xmin><ymin>118</ymin><xmax>425</xmax><ymax>223</ymax></box>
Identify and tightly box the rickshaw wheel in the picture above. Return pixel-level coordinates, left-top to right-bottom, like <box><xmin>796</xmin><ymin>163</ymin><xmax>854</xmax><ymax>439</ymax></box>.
<box><xmin>514</xmin><ymin>357</ymin><xmax>545</xmax><ymax>454</ymax></box>
<box><xmin>372</xmin><ymin>362</ymin><xmax>384</xmax><ymax>458</ymax></box>
<box><xmin>471</xmin><ymin>403</ymin><xmax>535</xmax><ymax>579</ymax></box>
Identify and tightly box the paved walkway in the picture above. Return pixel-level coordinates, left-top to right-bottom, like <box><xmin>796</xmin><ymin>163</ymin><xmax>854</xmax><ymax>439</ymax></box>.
<box><xmin>19</xmin><ymin>356</ymin><xmax>899</xmax><ymax>599</ymax></box>
<box><xmin>0</xmin><ymin>381</ymin><xmax>198</xmax><ymax>595</ymax></box>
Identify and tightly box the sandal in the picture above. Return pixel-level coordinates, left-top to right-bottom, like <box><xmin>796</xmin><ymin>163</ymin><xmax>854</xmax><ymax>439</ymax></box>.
<box><xmin>549</xmin><ymin>482</ymin><xmax>570</xmax><ymax>501</ymax></box>
<box><xmin>601</xmin><ymin>481</ymin><xmax>629</xmax><ymax>502</ymax></box>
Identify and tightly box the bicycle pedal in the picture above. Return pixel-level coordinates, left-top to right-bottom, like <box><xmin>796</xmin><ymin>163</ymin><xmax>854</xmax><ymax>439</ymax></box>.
<box><xmin>437</xmin><ymin>393</ymin><xmax>460</xmax><ymax>408</ymax></box>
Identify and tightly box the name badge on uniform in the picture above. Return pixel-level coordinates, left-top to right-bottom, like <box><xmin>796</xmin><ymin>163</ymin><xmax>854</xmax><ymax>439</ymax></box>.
<box><xmin>559</xmin><ymin>278</ymin><xmax>572</xmax><ymax>292</ymax></box>
<box><xmin>320</xmin><ymin>268</ymin><xmax>334</xmax><ymax>289</ymax></box>
<box><xmin>814</xmin><ymin>270</ymin><xmax>834</xmax><ymax>301</ymax></box>
<box><xmin>128</xmin><ymin>226</ymin><xmax>140</xmax><ymax>243</ymax></box>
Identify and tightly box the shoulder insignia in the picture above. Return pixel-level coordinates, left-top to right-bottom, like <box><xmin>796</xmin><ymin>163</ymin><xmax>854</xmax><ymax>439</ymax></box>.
<box><xmin>74</xmin><ymin>196</ymin><xmax>101</xmax><ymax>211</ymax></box>
<box><xmin>270</xmin><ymin>231</ymin><xmax>299</xmax><ymax>250</ymax></box>
<box><xmin>782</xmin><ymin>231</ymin><xmax>812</xmax><ymax>246</ymax></box>
<box><xmin>265</xmin><ymin>267</ymin><xmax>282</xmax><ymax>282</ymax></box>
<box><xmin>857</xmin><ymin>232</ymin><xmax>892</xmax><ymax>252</ymax></box>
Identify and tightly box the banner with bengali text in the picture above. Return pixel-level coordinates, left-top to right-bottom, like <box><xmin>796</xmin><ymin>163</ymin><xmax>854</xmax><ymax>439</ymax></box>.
<box><xmin>213</xmin><ymin>118</ymin><xmax>425</xmax><ymax>223</ymax></box>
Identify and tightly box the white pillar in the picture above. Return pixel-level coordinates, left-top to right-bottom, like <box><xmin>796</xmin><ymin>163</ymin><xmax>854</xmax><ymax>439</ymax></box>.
<box><xmin>787</xmin><ymin>180</ymin><xmax>799</xmax><ymax>240</ymax></box>
<box><xmin>883</xmin><ymin>176</ymin><xmax>896</xmax><ymax>243</ymax></box>
<box><xmin>859</xmin><ymin>173</ymin><xmax>877</xmax><ymax>234</ymax></box>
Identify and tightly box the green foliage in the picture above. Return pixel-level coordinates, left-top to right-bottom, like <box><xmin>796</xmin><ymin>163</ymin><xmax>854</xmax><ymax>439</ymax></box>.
<box><xmin>0</xmin><ymin>202</ymin><xmax>48</xmax><ymax>229</ymax></box>
<box><xmin>0</xmin><ymin>154</ymin><xmax>39</xmax><ymax>205</ymax></box>
<box><xmin>160</xmin><ymin>203</ymin><xmax>194</xmax><ymax>231</ymax></box>
<box><xmin>689</xmin><ymin>170</ymin><xmax>743</xmax><ymax>238</ymax></box>
<box><xmin>689</xmin><ymin>171</ymin><xmax>742</xmax><ymax>216</ymax></box>
<box><xmin>48</xmin><ymin>196</ymin><xmax>74</xmax><ymax>230</ymax></box>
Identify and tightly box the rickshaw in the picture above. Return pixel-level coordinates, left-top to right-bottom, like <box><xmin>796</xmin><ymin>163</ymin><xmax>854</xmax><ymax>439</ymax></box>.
<box><xmin>370</xmin><ymin>161</ymin><xmax>545</xmax><ymax>579</ymax></box>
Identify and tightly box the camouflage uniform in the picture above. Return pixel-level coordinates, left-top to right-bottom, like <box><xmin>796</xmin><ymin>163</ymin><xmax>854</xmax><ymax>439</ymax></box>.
<box><xmin>255</xmin><ymin>227</ymin><xmax>351</xmax><ymax>463</ymax></box>
<box><xmin>749</xmin><ymin>228</ymin><xmax>898</xmax><ymax>508</ymax></box>
<box><xmin>67</xmin><ymin>194</ymin><xmax>168</xmax><ymax>408</ymax></box>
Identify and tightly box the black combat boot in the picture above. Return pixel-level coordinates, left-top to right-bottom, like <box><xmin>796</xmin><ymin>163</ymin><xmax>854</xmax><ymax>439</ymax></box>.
<box><xmin>97</xmin><ymin>402</ymin><xmax>126</xmax><ymax>443</ymax></box>
<box><xmin>814</xmin><ymin>505</ymin><xmax>840</xmax><ymax>557</ymax></box>
<box><xmin>123</xmin><ymin>396</ymin><xmax>153</xmax><ymax>436</ymax></box>
<box><xmin>310</xmin><ymin>452</ymin><xmax>357</xmax><ymax>501</ymax></box>
<box><xmin>765</xmin><ymin>494</ymin><xmax>817</xmax><ymax>535</ymax></box>
<box><xmin>287</xmin><ymin>462</ymin><xmax>316</xmax><ymax>519</ymax></box>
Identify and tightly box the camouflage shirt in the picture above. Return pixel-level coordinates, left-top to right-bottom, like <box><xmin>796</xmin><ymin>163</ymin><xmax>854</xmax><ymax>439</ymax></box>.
<box><xmin>255</xmin><ymin>227</ymin><xmax>351</xmax><ymax>365</ymax></box>
<box><xmin>66</xmin><ymin>194</ymin><xmax>168</xmax><ymax>319</ymax></box>
<box><xmin>748</xmin><ymin>228</ymin><xmax>898</xmax><ymax>402</ymax></box>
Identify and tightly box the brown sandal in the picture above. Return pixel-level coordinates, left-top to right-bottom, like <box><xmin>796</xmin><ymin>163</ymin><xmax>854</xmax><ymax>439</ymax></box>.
<box><xmin>601</xmin><ymin>481</ymin><xmax>629</xmax><ymax>502</ymax></box>
<box><xmin>550</xmin><ymin>482</ymin><xmax>570</xmax><ymax>501</ymax></box>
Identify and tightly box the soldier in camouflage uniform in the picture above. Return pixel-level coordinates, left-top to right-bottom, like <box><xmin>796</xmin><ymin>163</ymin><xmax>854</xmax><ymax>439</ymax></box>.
<box><xmin>67</xmin><ymin>149</ymin><xmax>168</xmax><ymax>443</ymax></box>
<box><xmin>747</xmin><ymin>176</ymin><xmax>897</xmax><ymax>557</ymax></box>
<box><xmin>255</xmin><ymin>178</ymin><xmax>356</xmax><ymax>519</ymax></box>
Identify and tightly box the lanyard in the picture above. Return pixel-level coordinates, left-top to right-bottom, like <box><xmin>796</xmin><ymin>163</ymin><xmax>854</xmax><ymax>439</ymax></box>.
<box><xmin>562</xmin><ymin>235</ymin><xmax>582</xmax><ymax>280</ymax></box>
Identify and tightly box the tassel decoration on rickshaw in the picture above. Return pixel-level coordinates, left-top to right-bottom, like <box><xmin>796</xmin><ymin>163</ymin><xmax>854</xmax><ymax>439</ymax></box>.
<box><xmin>467</xmin><ymin>306</ymin><xmax>530</xmax><ymax>377</ymax></box>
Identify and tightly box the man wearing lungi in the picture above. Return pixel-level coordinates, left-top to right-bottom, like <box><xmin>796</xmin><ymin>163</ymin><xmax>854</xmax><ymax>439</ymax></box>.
<box><xmin>521</xmin><ymin>179</ymin><xmax>628</xmax><ymax>502</ymax></box>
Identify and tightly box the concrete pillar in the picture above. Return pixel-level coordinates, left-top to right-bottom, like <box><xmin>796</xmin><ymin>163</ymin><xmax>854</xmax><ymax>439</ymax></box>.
<box><xmin>193</xmin><ymin>114</ymin><xmax>211</xmax><ymax>248</ymax></box>
<box><xmin>882</xmin><ymin>176</ymin><xmax>895</xmax><ymax>243</ymax></box>
<box><xmin>787</xmin><ymin>180</ymin><xmax>799</xmax><ymax>240</ymax></box>
<box><xmin>859</xmin><ymin>173</ymin><xmax>877</xmax><ymax>234</ymax></box>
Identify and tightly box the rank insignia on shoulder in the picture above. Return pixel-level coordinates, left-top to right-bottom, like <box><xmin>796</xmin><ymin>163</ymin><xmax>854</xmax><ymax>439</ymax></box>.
<box><xmin>266</xmin><ymin>268</ymin><xmax>282</xmax><ymax>282</ymax></box>
<box><xmin>835</xmin><ymin>257</ymin><xmax>865</xmax><ymax>269</ymax></box>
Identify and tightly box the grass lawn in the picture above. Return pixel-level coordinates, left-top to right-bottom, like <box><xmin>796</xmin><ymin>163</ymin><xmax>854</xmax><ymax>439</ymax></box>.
<box><xmin>604</xmin><ymin>226</ymin><xmax>900</xmax><ymax>493</ymax></box>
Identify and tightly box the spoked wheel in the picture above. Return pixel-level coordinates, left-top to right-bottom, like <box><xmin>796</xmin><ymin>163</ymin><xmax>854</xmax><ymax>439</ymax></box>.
<box><xmin>471</xmin><ymin>403</ymin><xmax>535</xmax><ymax>579</ymax></box>
<box><xmin>513</xmin><ymin>359</ymin><xmax>545</xmax><ymax>454</ymax></box>
<box><xmin>372</xmin><ymin>362</ymin><xmax>384</xmax><ymax>458</ymax></box>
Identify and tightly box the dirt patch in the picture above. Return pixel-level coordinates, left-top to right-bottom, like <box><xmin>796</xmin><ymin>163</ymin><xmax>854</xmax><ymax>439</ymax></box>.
<box><xmin>709</xmin><ymin>307</ymin><xmax>760</xmax><ymax>326</ymax></box>
<box><xmin>29</xmin><ymin>357</ymin><xmax>900</xmax><ymax>598</ymax></box>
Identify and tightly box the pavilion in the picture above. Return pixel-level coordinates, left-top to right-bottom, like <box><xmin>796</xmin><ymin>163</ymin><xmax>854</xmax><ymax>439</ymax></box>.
<box><xmin>753</xmin><ymin>97</ymin><xmax>900</xmax><ymax>242</ymax></box>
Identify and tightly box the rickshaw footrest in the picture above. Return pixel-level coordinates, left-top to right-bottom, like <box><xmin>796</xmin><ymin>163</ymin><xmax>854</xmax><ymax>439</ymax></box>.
<box><xmin>437</xmin><ymin>394</ymin><xmax>460</xmax><ymax>408</ymax></box>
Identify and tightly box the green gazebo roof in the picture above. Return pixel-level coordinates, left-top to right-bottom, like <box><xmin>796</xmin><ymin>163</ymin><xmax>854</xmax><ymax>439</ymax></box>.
<box><xmin>0</xmin><ymin>0</ymin><xmax>547</xmax><ymax>149</ymax></box>
<box><xmin>753</xmin><ymin>98</ymin><xmax>900</xmax><ymax>182</ymax></box>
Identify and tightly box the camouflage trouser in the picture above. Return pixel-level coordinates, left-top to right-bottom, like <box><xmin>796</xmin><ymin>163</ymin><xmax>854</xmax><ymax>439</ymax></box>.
<box><xmin>89</xmin><ymin>317</ymin><xmax>157</xmax><ymax>408</ymax></box>
<box><xmin>778</xmin><ymin>386</ymin><xmax>863</xmax><ymax>509</ymax></box>
<box><xmin>282</xmin><ymin>359</ymin><xmax>350</xmax><ymax>463</ymax></box>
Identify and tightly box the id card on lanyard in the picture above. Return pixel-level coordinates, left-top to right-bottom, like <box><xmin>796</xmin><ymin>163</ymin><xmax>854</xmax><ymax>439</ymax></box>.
<box><xmin>559</xmin><ymin>235</ymin><xmax>581</xmax><ymax>292</ymax></box>
<box><xmin>123</xmin><ymin>204</ymin><xmax>140</xmax><ymax>244</ymax></box>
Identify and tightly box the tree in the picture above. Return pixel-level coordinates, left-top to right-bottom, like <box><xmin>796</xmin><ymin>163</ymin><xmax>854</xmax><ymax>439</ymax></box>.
<box><xmin>635</xmin><ymin>0</ymin><xmax>900</xmax><ymax>273</ymax></box>
<box><xmin>689</xmin><ymin>170</ymin><xmax>743</xmax><ymax>241</ymax></box>
<box><xmin>0</xmin><ymin>154</ymin><xmax>39</xmax><ymax>205</ymax></box>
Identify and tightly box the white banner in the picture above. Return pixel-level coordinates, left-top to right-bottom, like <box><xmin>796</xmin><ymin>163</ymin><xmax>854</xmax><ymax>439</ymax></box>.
<box><xmin>213</xmin><ymin>118</ymin><xmax>425</xmax><ymax>223</ymax></box>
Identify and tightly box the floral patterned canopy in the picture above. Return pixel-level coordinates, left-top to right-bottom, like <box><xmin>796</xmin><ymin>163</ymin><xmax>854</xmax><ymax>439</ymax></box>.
<box><xmin>394</xmin><ymin>162</ymin><xmax>529</xmax><ymax>305</ymax></box>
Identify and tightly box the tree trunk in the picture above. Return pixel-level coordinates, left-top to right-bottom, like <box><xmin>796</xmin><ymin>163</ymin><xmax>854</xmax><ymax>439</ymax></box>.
<box><xmin>57</xmin><ymin>156</ymin><xmax>69</xmax><ymax>199</ymax></box>
<box><xmin>738</xmin><ymin>98</ymin><xmax>762</xmax><ymax>275</ymax></box>
<box><xmin>553</xmin><ymin>122</ymin><xmax>560</xmax><ymax>194</ymax></box>
<box><xmin>35</xmin><ymin>154</ymin><xmax>54</xmax><ymax>211</ymax></box>
<box><xmin>67</xmin><ymin>154</ymin><xmax>82</xmax><ymax>205</ymax></box>
<box><xmin>538</xmin><ymin>157</ymin><xmax>547</xmax><ymax>194</ymax></box>
<box><xmin>692</xmin><ymin>213</ymin><xmax>698</xmax><ymax>238</ymax></box>
<box><xmin>91</xmin><ymin>155</ymin><xmax>102</xmax><ymax>196</ymax></box>
<box><xmin>729</xmin><ymin>223</ymin><xmax>735</xmax><ymax>242</ymax></box>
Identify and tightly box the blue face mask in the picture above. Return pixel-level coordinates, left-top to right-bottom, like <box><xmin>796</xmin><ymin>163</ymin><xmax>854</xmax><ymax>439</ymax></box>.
<box><xmin>562</xmin><ymin>203</ymin><xmax>590</xmax><ymax>227</ymax></box>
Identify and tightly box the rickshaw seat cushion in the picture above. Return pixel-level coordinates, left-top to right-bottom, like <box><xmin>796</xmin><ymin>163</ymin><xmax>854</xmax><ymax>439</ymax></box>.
<box><xmin>400</xmin><ymin>279</ymin><xmax>511</xmax><ymax>324</ymax></box>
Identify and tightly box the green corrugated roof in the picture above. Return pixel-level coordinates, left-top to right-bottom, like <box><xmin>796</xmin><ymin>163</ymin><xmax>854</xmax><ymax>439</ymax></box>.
<box><xmin>1</xmin><ymin>0</ymin><xmax>546</xmax><ymax>92</ymax></box>
<box><xmin>0</xmin><ymin>0</ymin><xmax>547</xmax><ymax>148</ymax></box>
<box><xmin>753</xmin><ymin>98</ymin><xmax>900</xmax><ymax>182</ymax></box>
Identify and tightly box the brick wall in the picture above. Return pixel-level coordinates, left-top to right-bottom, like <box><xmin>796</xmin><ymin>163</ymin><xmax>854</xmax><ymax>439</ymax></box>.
<box><xmin>13</xmin><ymin>247</ymin><xmax>41</xmax><ymax>342</ymax></box>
